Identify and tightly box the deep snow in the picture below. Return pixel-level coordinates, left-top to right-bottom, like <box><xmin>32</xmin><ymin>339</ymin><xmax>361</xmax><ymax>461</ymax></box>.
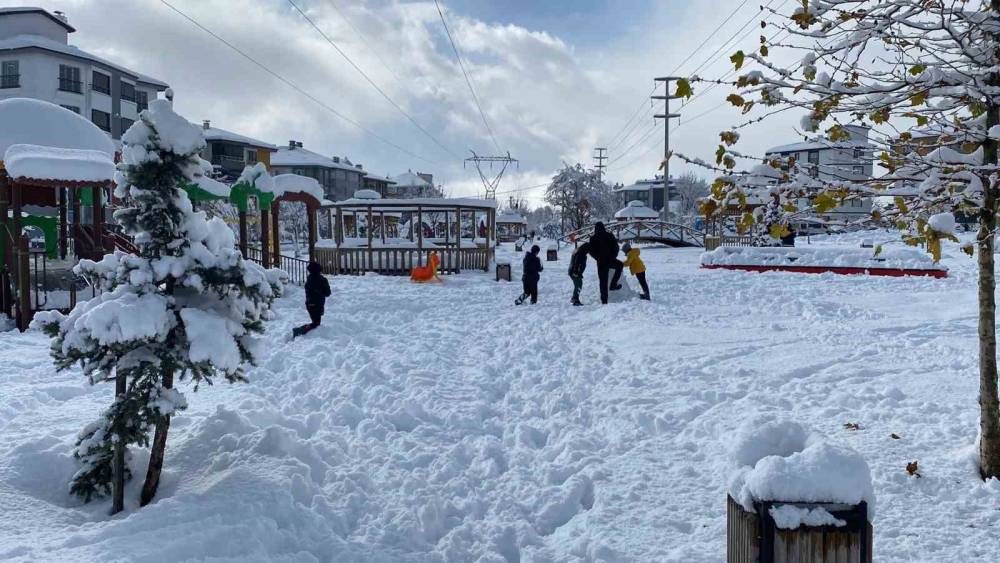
<box><xmin>2</xmin><ymin>233</ymin><xmax>1000</xmax><ymax>561</ymax></box>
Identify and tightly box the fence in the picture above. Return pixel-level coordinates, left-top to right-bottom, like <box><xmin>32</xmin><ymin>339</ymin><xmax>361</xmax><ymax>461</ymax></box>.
<box><xmin>314</xmin><ymin>247</ymin><xmax>492</xmax><ymax>276</ymax></box>
<box><xmin>245</xmin><ymin>246</ymin><xmax>310</xmax><ymax>286</ymax></box>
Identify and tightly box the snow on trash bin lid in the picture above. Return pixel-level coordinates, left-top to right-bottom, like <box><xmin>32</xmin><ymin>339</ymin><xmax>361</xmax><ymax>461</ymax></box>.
<box><xmin>727</xmin><ymin>417</ymin><xmax>875</xmax><ymax>519</ymax></box>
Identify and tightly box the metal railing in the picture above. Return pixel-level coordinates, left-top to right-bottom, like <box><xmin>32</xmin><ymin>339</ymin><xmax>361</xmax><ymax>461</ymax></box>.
<box><xmin>245</xmin><ymin>246</ymin><xmax>309</xmax><ymax>285</ymax></box>
<box><xmin>561</xmin><ymin>220</ymin><xmax>706</xmax><ymax>248</ymax></box>
<box><xmin>1</xmin><ymin>74</ymin><xmax>20</xmax><ymax>89</ymax></box>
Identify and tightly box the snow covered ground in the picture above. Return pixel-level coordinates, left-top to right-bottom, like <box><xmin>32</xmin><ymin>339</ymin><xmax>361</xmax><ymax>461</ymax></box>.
<box><xmin>2</xmin><ymin>232</ymin><xmax>999</xmax><ymax>561</ymax></box>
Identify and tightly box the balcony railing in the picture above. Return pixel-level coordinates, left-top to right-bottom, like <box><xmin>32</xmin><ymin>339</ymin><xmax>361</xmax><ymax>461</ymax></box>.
<box><xmin>92</xmin><ymin>83</ymin><xmax>110</xmax><ymax>95</ymax></box>
<box><xmin>58</xmin><ymin>78</ymin><xmax>82</xmax><ymax>93</ymax></box>
<box><xmin>211</xmin><ymin>154</ymin><xmax>247</xmax><ymax>169</ymax></box>
<box><xmin>1</xmin><ymin>74</ymin><xmax>20</xmax><ymax>89</ymax></box>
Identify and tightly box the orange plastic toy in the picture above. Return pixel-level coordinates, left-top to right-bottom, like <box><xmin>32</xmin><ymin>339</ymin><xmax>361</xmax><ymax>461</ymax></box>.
<box><xmin>410</xmin><ymin>252</ymin><xmax>442</xmax><ymax>283</ymax></box>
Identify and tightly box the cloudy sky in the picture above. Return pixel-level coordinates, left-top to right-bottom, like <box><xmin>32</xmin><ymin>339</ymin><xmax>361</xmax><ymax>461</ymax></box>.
<box><xmin>9</xmin><ymin>0</ymin><xmax>807</xmax><ymax>205</ymax></box>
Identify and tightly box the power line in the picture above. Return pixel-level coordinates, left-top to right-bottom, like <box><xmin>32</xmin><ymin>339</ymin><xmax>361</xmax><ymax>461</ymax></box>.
<box><xmin>433</xmin><ymin>0</ymin><xmax>502</xmax><ymax>153</ymax></box>
<box><xmin>607</xmin><ymin>86</ymin><xmax>656</xmax><ymax>149</ymax></box>
<box><xmin>324</xmin><ymin>0</ymin><xmax>404</xmax><ymax>84</ymax></box>
<box><xmin>287</xmin><ymin>0</ymin><xmax>462</xmax><ymax>160</ymax></box>
<box><xmin>157</xmin><ymin>0</ymin><xmax>439</xmax><ymax>165</ymax></box>
<box><xmin>609</xmin><ymin>102</ymin><xmax>655</xmax><ymax>153</ymax></box>
<box><xmin>666</xmin><ymin>0</ymin><xmax>751</xmax><ymax>78</ymax></box>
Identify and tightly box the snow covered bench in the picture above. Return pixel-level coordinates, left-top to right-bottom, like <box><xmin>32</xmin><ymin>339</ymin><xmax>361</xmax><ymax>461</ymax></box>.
<box><xmin>701</xmin><ymin>246</ymin><xmax>947</xmax><ymax>278</ymax></box>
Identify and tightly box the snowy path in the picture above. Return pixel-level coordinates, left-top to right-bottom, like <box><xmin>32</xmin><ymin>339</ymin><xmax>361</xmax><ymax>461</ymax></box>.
<box><xmin>2</xmin><ymin>236</ymin><xmax>1000</xmax><ymax>561</ymax></box>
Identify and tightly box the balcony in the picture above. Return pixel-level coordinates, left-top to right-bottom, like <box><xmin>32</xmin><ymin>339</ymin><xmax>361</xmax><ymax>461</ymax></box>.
<box><xmin>58</xmin><ymin>78</ymin><xmax>82</xmax><ymax>93</ymax></box>
<box><xmin>211</xmin><ymin>154</ymin><xmax>247</xmax><ymax>172</ymax></box>
<box><xmin>0</xmin><ymin>74</ymin><xmax>19</xmax><ymax>89</ymax></box>
<box><xmin>91</xmin><ymin>83</ymin><xmax>110</xmax><ymax>95</ymax></box>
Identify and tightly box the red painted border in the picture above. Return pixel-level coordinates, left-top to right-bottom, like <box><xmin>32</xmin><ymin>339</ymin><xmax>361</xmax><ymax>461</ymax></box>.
<box><xmin>701</xmin><ymin>264</ymin><xmax>948</xmax><ymax>278</ymax></box>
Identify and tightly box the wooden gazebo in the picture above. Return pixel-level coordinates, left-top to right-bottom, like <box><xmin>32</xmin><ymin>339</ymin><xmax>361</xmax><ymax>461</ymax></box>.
<box><xmin>495</xmin><ymin>210</ymin><xmax>528</xmax><ymax>243</ymax></box>
<box><xmin>0</xmin><ymin>144</ymin><xmax>116</xmax><ymax>330</ymax></box>
<box><xmin>317</xmin><ymin>197</ymin><xmax>496</xmax><ymax>275</ymax></box>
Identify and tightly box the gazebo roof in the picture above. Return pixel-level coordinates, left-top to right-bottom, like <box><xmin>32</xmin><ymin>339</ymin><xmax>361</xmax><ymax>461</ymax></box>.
<box><xmin>273</xmin><ymin>173</ymin><xmax>324</xmax><ymax>201</ymax></box>
<box><xmin>0</xmin><ymin>98</ymin><xmax>116</xmax><ymax>158</ymax></box>
<box><xmin>614</xmin><ymin>200</ymin><xmax>659</xmax><ymax>219</ymax></box>
<box><xmin>496</xmin><ymin>211</ymin><xmax>527</xmax><ymax>224</ymax></box>
<box><xmin>3</xmin><ymin>144</ymin><xmax>115</xmax><ymax>185</ymax></box>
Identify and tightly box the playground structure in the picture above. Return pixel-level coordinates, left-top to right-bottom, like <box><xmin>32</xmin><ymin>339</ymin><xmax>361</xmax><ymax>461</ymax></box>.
<box><xmin>410</xmin><ymin>252</ymin><xmax>442</xmax><ymax>283</ymax></box>
<box><xmin>0</xmin><ymin>99</ymin><xmax>121</xmax><ymax>330</ymax></box>
<box><xmin>316</xmin><ymin>196</ymin><xmax>497</xmax><ymax>276</ymax></box>
<box><xmin>562</xmin><ymin>219</ymin><xmax>705</xmax><ymax>248</ymax></box>
<box><xmin>495</xmin><ymin>210</ymin><xmax>528</xmax><ymax>243</ymax></box>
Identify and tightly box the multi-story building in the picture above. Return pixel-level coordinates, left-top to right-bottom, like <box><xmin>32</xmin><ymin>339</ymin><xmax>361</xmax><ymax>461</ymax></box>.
<box><xmin>270</xmin><ymin>141</ymin><xmax>366</xmax><ymax>202</ymax></box>
<box><xmin>614</xmin><ymin>176</ymin><xmax>672</xmax><ymax>211</ymax></box>
<box><xmin>389</xmin><ymin>170</ymin><xmax>441</xmax><ymax>198</ymax></box>
<box><xmin>764</xmin><ymin>125</ymin><xmax>874</xmax><ymax>222</ymax></box>
<box><xmin>198</xmin><ymin>120</ymin><xmax>277</xmax><ymax>182</ymax></box>
<box><xmin>362</xmin><ymin>172</ymin><xmax>396</xmax><ymax>198</ymax></box>
<box><xmin>0</xmin><ymin>7</ymin><xmax>169</xmax><ymax>140</ymax></box>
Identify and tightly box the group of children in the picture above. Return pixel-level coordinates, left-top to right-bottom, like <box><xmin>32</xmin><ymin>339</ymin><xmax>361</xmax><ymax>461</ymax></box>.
<box><xmin>516</xmin><ymin>234</ymin><xmax>651</xmax><ymax>306</ymax></box>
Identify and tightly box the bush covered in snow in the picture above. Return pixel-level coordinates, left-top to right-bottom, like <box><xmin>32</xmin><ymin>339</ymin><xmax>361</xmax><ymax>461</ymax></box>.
<box><xmin>32</xmin><ymin>99</ymin><xmax>284</xmax><ymax>507</ymax></box>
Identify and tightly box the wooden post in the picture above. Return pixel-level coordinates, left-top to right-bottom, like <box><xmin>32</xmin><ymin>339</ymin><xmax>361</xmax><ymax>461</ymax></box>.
<box><xmin>92</xmin><ymin>186</ymin><xmax>103</xmax><ymax>251</ymax></box>
<box><xmin>238</xmin><ymin>210</ymin><xmax>248</xmax><ymax>258</ymax></box>
<box><xmin>271</xmin><ymin>204</ymin><xmax>280</xmax><ymax>265</ymax></box>
<box><xmin>260</xmin><ymin>202</ymin><xmax>271</xmax><ymax>268</ymax></box>
<box><xmin>380</xmin><ymin>210</ymin><xmax>386</xmax><ymax>245</ymax></box>
<box><xmin>58</xmin><ymin>188</ymin><xmax>68</xmax><ymax>260</ymax></box>
<box><xmin>455</xmin><ymin>207</ymin><xmax>462</xmax><ymax>274</ymax></box>
<box><xmin>367</xmin><ymin>205</ymin><xmax>374</xmax><ymax>269</ymax></box>
<box><xmin>17</xmin><ymin>234</ymin><xmax>30</xmax><ymax>331</ymax></box>
<box><xmin>326</xmin><ymin>208</ymin><xmax>333</xmax><ymax>243</ymax></box>
<box><xmin>71</xmin><ymin>188</ymin><xmax>80</xmax><ymax>256</ymax></box>
<box><xmin>336</xmin><ymin>207</ymin><xmax>344</xmax><ymax>247</ymax></box>
<box><xmin>0</xmin><ymin>173</ymin><xmax>10</xmax><ymax>317</ymax></box>
<box><xmin>308</xmin><ymin>204</ymin><xmax>317</xmax><ymax>262</ymax></box>
<box><xmin>445</xmin><ymin>210</ymin><xmax>450</xmax><ymax>245</ymax></box>
<box><xmin>417</xmin><ymin>206</ymin><xmax>423</xmax><ymax>266</ymax></box>
<box><xmin>408</xmin><ymin>210</ymin><xmax>414</xmax><ymax>241</ymax></box>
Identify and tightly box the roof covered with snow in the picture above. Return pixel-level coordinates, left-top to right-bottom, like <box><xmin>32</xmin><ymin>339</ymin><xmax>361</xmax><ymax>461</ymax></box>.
<box><xmin>0</xmin><ymin>34</ymin><xmax>168</xmax><ymax>88</ymax></box>
<box><xmin>329</xmin><ymin>196</ymin><xmax>496</xmax><ymax>210</ymax></box>
<box><xmin>272</xmin><ymin>174</ymin><xmax>324</xmax><ymax>201</ymax></box>
<box><xmin>271</xmin><ymin>146</ymin><xmax>363</xmax><ymax>172</ymax></box>
<box><xmin>199</xmin><ymin>124</ymin><xmax>277</xmax><ymax>151</ymax></box>
<box><xmin>766</xmin><ymin>138</ymin><xmax>870</xmax><ymax>154</ymax></box>
<box><xmin>615</xmin><ymin>178</ymin><xmax>666</xmax><ymax>192</ymax></box>
<box><xmin>614</xmin><ymin>200</ymin><xmax>659</xmax><ymax>219</ymax></box>
<box><xmin>392</xmin><ymin>171</ymin><xmax>432</xmax><ymax>188</ymax></box>
<box><xmin>0</xmin><ymin>98</ymin><xmax>116</xmax><ymax>157</ymax></box>
<box><xmin>3</xmin><ymin>143</ymin><xmax>115</xmax><ymax>183</ymax></box>
<box><xmin>496</xmin><ymin>211</ymin><xmax>527</xmax><ymax>224</ymax></box>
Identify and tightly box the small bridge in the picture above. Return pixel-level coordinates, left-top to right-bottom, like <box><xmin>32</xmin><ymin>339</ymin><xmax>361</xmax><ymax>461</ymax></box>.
<box><xmin>560</xmin><ymin>220</ymin><xmax>705</xmax><ymax>248</ymax></box>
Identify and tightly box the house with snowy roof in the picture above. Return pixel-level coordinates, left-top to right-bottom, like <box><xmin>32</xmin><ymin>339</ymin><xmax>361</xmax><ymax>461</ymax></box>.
<box><xmin>362</xmin><ymin>172</ymin><xmax>396</xmax><ymax>198</ymax></box>
<box><xmin>269</xmin><ymin>140</ymin><xmax>371</xmax><ymax>202</ymax></box>
<box><xmin>764</xmin><ymin>125</ymin><xmax>874</xmax><ymax>222</ymax></box>
<box><xmin>196</xmin><ymin>120</ymin><xmax>277</xmax><ymax>182</ymax></box>
<box><xmin>0</xmin><ymin>7</ymin><xmax>169</xmax><ymax>140</ymax></box>
<box><xmin>389</xmin><ymin>170</ymin><xmax>442</xmax><ymax>199</ymax></box>
<box><xmin>614</xmin><ymin>176</ymin><xmax>677</xmax><ymax>215</ymax></box>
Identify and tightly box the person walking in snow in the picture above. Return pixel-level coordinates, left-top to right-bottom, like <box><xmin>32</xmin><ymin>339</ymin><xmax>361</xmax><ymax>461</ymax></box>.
<box><xmin>587</xmin><ymin>222</ymin><xmax>624</xmax><ymax>305</ymax></box>
<box><xmin>292</xmin><ymin>261</ymin><xmax>331</xmax><ymax>338</ymax></box>
<box><xmin>568</xmin><ymin>242</ymin><xmax>591</xmax><ymax>306</ymax></box>
<box><xmin>516</xmin><ymin>245</ymin><xmax>543</xmax><ymax>305</ymax></box>
<box><xmin>621</xmin><ymin>242</ymin><xmax>650</xmax><ymax>300</ymax></box>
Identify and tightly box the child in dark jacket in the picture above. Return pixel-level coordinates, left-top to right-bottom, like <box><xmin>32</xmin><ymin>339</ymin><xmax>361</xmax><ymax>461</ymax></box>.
<box><xmin>293</xmin><ymin>262</ymin><xmax>332</xmax><ymax>338</ymax></box>
<box><xmin>568</xmin><ymin>242</ymin><xmax>590</xmax><ymax>306</ymax></box>
<box><xmin>515</xmin><ymin>245</ymin><xmax>543</xmax><ymax>305</ymax></box>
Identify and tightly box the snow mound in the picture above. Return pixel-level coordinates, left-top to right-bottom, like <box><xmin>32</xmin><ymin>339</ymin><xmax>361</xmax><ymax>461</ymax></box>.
<box><xmin>928</xmin><ymin>212</ymin><xmax>957</xmax><ymax>236</ymax></box>
<box><xmin>702</xmin><ymin>246</ymin><xmax>946</xmax><ymax>271</ymax></box>
<box><xmin>769</xmin><ymin>505</ymin><xmax>846</xmax><ymax>529</ymax></box>
<box><xmin>0</xmin><ymin>98</ymin><xmax>116</xmax><ymax>157</ymax></box>
<box><xmin>728</xmin><ymin>419</ymin><xmax>875</xmax><ymax>519</ymax></box>
<box><xmin>3</xmin><ymin>144</ymin><xmax>115</xmax><ymax>183</ymax></box>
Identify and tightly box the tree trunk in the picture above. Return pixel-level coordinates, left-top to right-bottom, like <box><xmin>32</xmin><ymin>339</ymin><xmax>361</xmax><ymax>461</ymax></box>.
<box><xmin>979</xmin><ymin>26</ymin><xmax>1000</xmax><ymax>478</ymax></box>
<box><xmin>111</xmin><ymin>370</ymin><xmax>126</xmax><ymax>514</ymax></box>
<box><xmin>140</xmin><ymin>367</ymin><xmax>173</xmax><ymax>506</ymax></box>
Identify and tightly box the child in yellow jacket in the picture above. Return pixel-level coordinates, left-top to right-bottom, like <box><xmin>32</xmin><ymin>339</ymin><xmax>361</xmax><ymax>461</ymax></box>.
<box><xmin>621</xmin><ymin>242</ymin><xmax>650</xmax><ymax>300</ymax></box>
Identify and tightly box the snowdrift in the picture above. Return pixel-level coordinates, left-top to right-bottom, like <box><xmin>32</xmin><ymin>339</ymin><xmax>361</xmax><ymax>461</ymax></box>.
<box><xmin>701</xmin><ymin>246</ymin><xmax>947</xmax><ymax>278</ymax></box>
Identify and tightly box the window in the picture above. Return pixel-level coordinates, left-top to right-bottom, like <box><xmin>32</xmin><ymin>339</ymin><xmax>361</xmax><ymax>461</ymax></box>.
<box><xmin>1</xmin><ymin>60</ymin><xmax>19</xmax><ymax>88</ymax></box>
<box><xmin>136</xmin><ymin>90</ymin><xmax>148</xmax><ymax>112</ymax></box>
<box><xmin>246</xmin><ymin>150</ymin><xmax>257</xmax><ymax>164</ymax></box>
<box><xmin>91</xmin><ymin>71</ymin><xmax>110</xmax><ymax>95</ymax></box>
<box><xmin>853</xmin><ymin>147</ymin><xmax>863</xmax><ymax>159</ymax></box>
<box><xmin>120</xmin><ymin>117</ymin><xmax>134</xmax><ymax>133</ymax></box>
<box><xmin>59</xmin><ymin>65</ymin><xmax>81</xmax><ymax>92</ymax></box>
<box><xmin>807</xmin><ymin>150</ymin><xmax>819</xmax><ymax>165</ymax></box>
<box><xmin>853</xmin><ymin>165</ymin><xmax>865</xmax><ymax>176</ymax></box>
<box><xmin>121</xmin><ymin>82</ymin><xmax>136</xmax><ymax>103</ymax></box>
<box><xmin>91</xmin><ymin>109</ymin><xmax>111</xmax><ymax>131</ymax></box>
<box><xmin>61</xmin><ymin>105</ymin><xmax>80</xmax><ymax>114</ymax></box>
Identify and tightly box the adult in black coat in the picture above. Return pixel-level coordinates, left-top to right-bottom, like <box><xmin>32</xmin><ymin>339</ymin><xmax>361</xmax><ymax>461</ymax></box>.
<box><xmin>516</xmin><ymin>245</ymin><xmax>543</xmax><ymax>305</ymax></box>
<box><xmin>293</xmin><ymin>262</ymin><xmax>332</xmax><ymax>338</ymax></box>
<box><xmin>587</xmin><ymin>222</ymin><xmax>624</xmax><ymax>304</ymax></box>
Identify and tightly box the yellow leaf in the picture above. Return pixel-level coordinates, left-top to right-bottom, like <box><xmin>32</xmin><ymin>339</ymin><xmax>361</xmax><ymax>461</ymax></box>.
<box><xmin>769</xmin><ymin>223</ymin><xmax>789</xmax><ymax>239</ymax></box>
<box><xmin>873</xmin><ymin>244</ymin><xmax>883</xmax><ymax>257</ymax></box>
<box><xmin>720</xmin><ymin>130</ymin><xmax>739</xmax><ymax>146</ymax></box>
<box><xmin>814</xmin><ymin>193</ymin><xmax>838</xmax><ymax>213</ymax></box>
<box><xmin>699</xmin><ymin>198</ymin><xmax>718</xmax><ymax>218</ymax></box>
<box><xmin>909</xmin><ymin>64</ymin><xmax>927</xmax><ymax>76</ymax></box>
<box><xmin>726</xmin><ymin>93</ymin><xmax>745</xmax><ymax>107</ymax></box>
<box><xmin>827</xmin><ymin>124</ymin><xmax>851</xmax><ymax>142</ymax></box>
<box><xmin>910</xmin><ymin>91</ymin><xmax>928</xmax><ymax>106</ymax></box>
<box><xmin>870</xmin><ymin>107</ymin><xmax>890</xmax><ymax>124</ymax></box>
<box><xmin>871</xmin><ymin>209</ymin><xmax>881</xmax><ymax>222</ymax></box>
<box><xmin>962</xmin><ymin>244</ymin><xmax>974</xmax><ymax>257</ymax></box>
<box><xmin>674</xmin><ymin>78</ymin><xmax>693</xmax><ymax>99</ymax></box>
<box><xmin>894</xmin><ymin>196</ymin><xmax>909</xmax><ymax>214</ymax></box>
<box><xmin>927</xmin><ymin>237</ymin><xmax>942</xmax><ymax>262</ymax></box>
<box><xmin>760</xmin><ymin>45</ymin><xmax>769</xmax><ymax>57</ymax></box>
<box><xmin>731</xmin><ymin>50</ymin><xmax>745</xmax><ymax>71</ymax></box>
<box><xmin>715</xmin><ymin>145</ymin><xmax>726</xmax><ymax>165</ymax></box>
<box><xmin>916</xmin><ymin>115</ymin><xmax>929</xmax><ymax>126</ymax></box>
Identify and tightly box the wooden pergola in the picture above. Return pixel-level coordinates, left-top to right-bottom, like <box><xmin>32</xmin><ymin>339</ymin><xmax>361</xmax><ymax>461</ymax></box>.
<box><xmin>0</xmin><ymin>148</ymin><xmax>115</xmax><ymax>330</ymax></box>
<box><xmin>318</xmin><ymin>197</ymin><xmax>497</xmax><ymax>275</ymax></box>
<box><xmin>495</xmin><ymin>211</ymin><xmax>528</xmax><ymax>243</ymax></box>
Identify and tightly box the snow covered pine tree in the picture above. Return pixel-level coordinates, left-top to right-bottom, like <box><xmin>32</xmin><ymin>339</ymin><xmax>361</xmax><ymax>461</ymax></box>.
<box><xmin>32</xmin><ymin>99</ymin><xmax>284</xmax><ymax>512</ymax></box>
<box><xmin>678</xmin><ymin>1</ymin><xmax>1000</xmax><ymax>479</ymax></box>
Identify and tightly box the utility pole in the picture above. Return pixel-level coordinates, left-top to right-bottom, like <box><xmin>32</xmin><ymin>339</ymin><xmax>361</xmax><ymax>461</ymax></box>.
<box><xmin>652</xmin><ymin>77</ymin><xmax>682</xmax><ymax>222</ymax></box>
<box><xmin>593</xmin><ymin>147</ymin><xmax>607</xmax><ymax>181</ymax></box>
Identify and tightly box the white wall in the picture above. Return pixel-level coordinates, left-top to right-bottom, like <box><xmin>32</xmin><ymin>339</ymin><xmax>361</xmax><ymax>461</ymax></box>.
<box><xmin>0</xmin><ymin>12</ymin><xmax>68</xmax><ymax>43</ymax></box>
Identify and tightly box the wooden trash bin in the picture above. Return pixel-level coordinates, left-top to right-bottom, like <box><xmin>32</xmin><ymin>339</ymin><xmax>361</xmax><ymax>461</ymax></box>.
<box><xmin>515</xmin><ymin>241</ymin><xmax>524</xmax><ymax>252</ymax></box>
<box><xmin>495</xmin><ymin>262</ymin><xmax>512</xmax><ymax>282</ymax></box>
<box><xmin>727</xmin><ymin>495</ymin><xmax>872</xmax><ymax>563</ymax></box>
<box><xmin>546</xmin><ymin>248</ymin><xmax>558</xmax><ymax>262</ymax></box>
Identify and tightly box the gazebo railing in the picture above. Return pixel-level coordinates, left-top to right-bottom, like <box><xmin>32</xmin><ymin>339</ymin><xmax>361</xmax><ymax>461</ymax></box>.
<box><xmin>316</xmin><ymin>246</ymin><xmax>491</xmax><ymax>276</ymax></box>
